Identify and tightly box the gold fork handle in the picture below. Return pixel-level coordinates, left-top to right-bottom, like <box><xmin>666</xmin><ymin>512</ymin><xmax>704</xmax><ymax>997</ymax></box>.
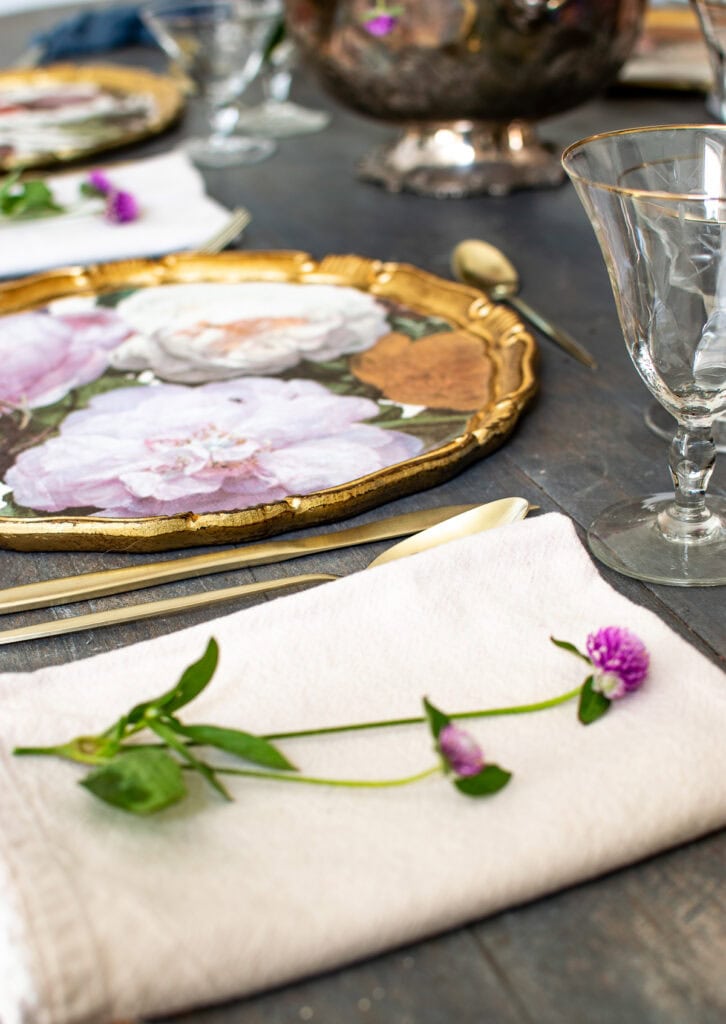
<box><xmin>197</xmin><ymin>207</ymin><xmax>251</xmax><ymax>254</ymax></box>
<box><xmin>0</xmin><ymin>573</ymin><xmax>334</xmax><ymax>646</ymax></box>
<box><xmin>0</xmin><ymin>505</ymin><xmax>475</xmax><ymax>614</ymax></box>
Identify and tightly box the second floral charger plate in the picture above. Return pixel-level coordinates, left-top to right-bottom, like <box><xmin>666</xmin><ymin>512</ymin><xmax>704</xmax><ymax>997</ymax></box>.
<box><xmin>0</xmin><ymin>64</ymin><xmax>183</xmax><ymax>171</ymax></box>
<box><xmin>0</xmin><ymin>251</ymin><xmax>537</xmax><ymax>551</ymax></box>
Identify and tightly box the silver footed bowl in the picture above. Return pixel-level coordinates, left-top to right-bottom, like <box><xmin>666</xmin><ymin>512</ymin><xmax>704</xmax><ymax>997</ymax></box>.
<box><xmin>284</xmin><ymin>0</ymin><xmax>646</xmax><ymax>197</ymax></box>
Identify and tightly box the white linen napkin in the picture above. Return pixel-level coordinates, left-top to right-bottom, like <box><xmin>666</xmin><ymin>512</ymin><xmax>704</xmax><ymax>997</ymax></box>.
<box><xmin>0</xmin><ymin>512</ymin><xmax>724</xmax><ymax>1024</ymax></box>
<box><xmin>0</xmin><ymin>150</ymin><xmax>231</xmax><ymax>279</ymax></box>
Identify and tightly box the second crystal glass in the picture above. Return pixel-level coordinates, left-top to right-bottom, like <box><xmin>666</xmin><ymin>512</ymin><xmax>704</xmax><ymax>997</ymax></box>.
<box><xmin>235</xmin><ymin>33</ymin><xmax>331</xmax><ymax>138</ymax></box>
<box><xmin>142</xmin><ymin>0</ymin><xmax>283</xmax><ymax>168</ymax></box>
<box><xmin>563</xmin><ymin>125</ymin><xmax>726</xmax><ymax>586</ymax></box>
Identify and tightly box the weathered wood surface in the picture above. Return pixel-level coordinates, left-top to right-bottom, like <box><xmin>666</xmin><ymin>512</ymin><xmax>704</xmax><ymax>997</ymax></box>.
<box><xmin>0</xmin><ymin>6</ymin><xmax>724</xmax><ymax>1023</ymax></box>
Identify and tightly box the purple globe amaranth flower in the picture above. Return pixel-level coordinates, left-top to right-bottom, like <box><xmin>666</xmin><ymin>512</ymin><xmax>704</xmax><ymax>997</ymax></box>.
<box><xmin>105</xmin><ymin>189</ymin><xmax>139</xmax><ymax>224</ymax></box>
<box><xmin>586</xmin><ymin>626</ymin><xmax>649</xmax><ymax>700</ymax></box>
<box><xmin>364</xmin><ymin>14</ymin><xmax>398</xmax><ymax>35</ymax></box>
<box><xmin>439</xmin><ymin>724</ymin><xmax>485</xmax><ymax>778</ymax></box>
<box><xmin>86</xmin><ymin>169</ymin><xmax>113</xmax><ymax>196</ymax></box>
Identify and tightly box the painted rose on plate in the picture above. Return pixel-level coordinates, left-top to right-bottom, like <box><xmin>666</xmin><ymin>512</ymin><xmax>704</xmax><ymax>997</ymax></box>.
<box><xmin>108</xmin><ymin>282</ymin><xmax>391</xmax><ymax>382</ymax></box>
<box><xmin>0</xmin><ymin>308</ymin><xmax>130</xmax><ymax>413</ymax></box>
<box><xmin>6</xmin><ymin>377</ymin><xmax>423</xmax><ymax>517</ymax></box>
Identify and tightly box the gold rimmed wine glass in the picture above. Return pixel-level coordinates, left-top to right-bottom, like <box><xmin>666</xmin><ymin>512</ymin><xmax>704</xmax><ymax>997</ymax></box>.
<box><xmin>563</xmin><ymin>125</ymin><xmax>726</xmax><ymax>586</ymax></box>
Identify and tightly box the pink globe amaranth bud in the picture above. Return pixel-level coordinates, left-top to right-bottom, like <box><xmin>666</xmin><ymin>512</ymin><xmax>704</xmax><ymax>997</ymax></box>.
<box><xmin>105</xmin><ymin>190</ymin><xmax>139</xmax><ymax>224</ymax></box>
<box><xmin>364</xmin><ymin>14</ymin><xmax>398</xmax><ymax>36</ymax></box>
<box><xmin>586</xmin><ymin>626</ymin><xmax>649</xmax><ymax>700</ymax></box>
<box><xmin>86</xmin><ymin>169</ymin><xmax>114</xmax><ymax>196</ymax></box>
<box><xmin>439</xmin><ymin>723</ymin><xmax>485</xmax><ymax>778</ymax></box>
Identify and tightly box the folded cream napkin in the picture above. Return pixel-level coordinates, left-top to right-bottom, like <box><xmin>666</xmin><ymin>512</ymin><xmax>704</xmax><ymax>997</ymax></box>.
<box><xmin>1</xmin><ymin>513</ymin><xmax>724</xmax><ymax>1024</ymax></box>
<box><xmin>0</xmin><ymin>150</ymin><xmax>231</xmax><ymax>279</ymax></box>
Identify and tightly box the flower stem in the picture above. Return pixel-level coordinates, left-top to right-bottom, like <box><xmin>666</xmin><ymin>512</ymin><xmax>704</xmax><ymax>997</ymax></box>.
<box><xmin>190</xmin><ymin>763</ymin><xmax>442</xmax><ymax>788</ymax></box>
<box><xmin>263</xmin><ymin>686</ymin><xmax>582</xmax><ymax>742</ymax></box>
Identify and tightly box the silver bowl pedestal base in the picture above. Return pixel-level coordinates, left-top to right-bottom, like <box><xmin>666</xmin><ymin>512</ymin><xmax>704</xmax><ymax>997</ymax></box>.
<box><xmin>357</xmin><ymin>120</ymin><xmax>565</xmax><ymax>198</ymax></box>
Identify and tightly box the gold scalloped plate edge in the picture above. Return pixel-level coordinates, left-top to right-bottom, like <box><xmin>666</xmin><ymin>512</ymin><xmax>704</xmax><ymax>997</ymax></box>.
<box><xmin>0</xmin><ymin>250</ymin><xmax>538</xmax><ymax>552</ymax></box>
<box><xmin>0</xmin><ymin>63</ymin><xmax>184</xmax><ymax>172</ymax></box>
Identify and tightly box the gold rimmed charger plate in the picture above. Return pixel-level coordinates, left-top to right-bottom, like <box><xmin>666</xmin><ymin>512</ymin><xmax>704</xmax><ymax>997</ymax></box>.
<box><xmin>0</xmin><ymin>64</ymin><xmax>184</xmax><ymax>171</ymax></box>
<box><xmin>0</xmin><ymin>251</ymin><xmax>538</xmax><ymax>552</ymax></box>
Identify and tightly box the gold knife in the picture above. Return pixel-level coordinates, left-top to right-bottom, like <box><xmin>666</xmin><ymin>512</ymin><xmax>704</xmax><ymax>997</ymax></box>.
<box><xmin>0</xmin><ymin>505</ymin><xmax>475</xmax><ymax>616</ymax></box>
<box><xmin>0</xmin><ymin>498</ymin><xmax>530</xmax><ymax>646</ymax></box>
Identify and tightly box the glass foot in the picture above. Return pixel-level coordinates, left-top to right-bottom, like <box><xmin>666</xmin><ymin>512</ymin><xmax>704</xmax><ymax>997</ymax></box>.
<box><xmin>235</xmin><ymin>101</ymin><xmax>331</xmax><ymax>138</ymax></box>
<box><xmin>587</xmin><ymin>493</ymin><xmax>726</xmax><ymax>587</ymax></box>
<box><xmin>184</xmin><ymin>133</ymin><xmax>276</xmax><ymax>168</ymax></box>
<box><xmin>357</xmin><ymin>119</ymin><xmax>565</xmax><ymax>198</ymax></box>
<box><xmin>644</xmin><ymin>400</ymin><xmax>726</xmax><ymax>454</ymax></box>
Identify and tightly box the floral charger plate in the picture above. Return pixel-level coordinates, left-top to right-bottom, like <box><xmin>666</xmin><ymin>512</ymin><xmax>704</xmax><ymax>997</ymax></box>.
<box><xmin>0</xmin><ymin>64</ymin><xmax>183</xmax><ymax>171</ymax></box>
<box><xmin>0</xmin><ymin>251</ymin><xmax>537</xmax><ymax>551</ymax></box>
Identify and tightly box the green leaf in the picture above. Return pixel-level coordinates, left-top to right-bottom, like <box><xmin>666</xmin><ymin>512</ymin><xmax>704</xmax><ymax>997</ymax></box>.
<box><xmin>423</xmin><ymin>697</ymin><xmax>450</xmax><ymax>739</ymax></box>
<box><xmin>454</xmin><ymin>763</ymin><xmax>512</xmax><ymax>797</ymax></box>
<box><xmin>148</xmin><ymin>717</ymin><xmax>232</xmax><ymax>801</ymax></box>
<box><xmin>0</xmin><ymin>177</ymin><xmax>65</xmax><ymax>220</ymax></box>
<box><xmin>160</xmin><ymin>637</ymin><xmax>220</xmax><ymax>714</ymax></box>
<box><xmin>80</xmin><ymin>748</ymin><xmax>186</xmax><ymax>815</ymax></box>
<box><xmin>171</xmin><ymin>721</ymin><xmax>296</xmax><ymax>771</ymax></box>
<box><xmin>577</xmin><ymin>676</ymin><xmax>611</xmax><ymax>725</ymax></box>
<box><xmin>17</xmin><ymin>179</ymin><xmax>64</xmax><ymax>214</ymax></box>
<box><xmin>0</xmin><ymin>171</ymin><xmax>21</xmax><ymax>212</ymax></box>
<box><xmin>550</xmin><ymin>636</ymin><xmax>591</xmax><ymax>664</ymax></box>
<box><xmin>127</xmin><ymin>637</ymin><xmax>219</xmax><ymax>723</ymax></box>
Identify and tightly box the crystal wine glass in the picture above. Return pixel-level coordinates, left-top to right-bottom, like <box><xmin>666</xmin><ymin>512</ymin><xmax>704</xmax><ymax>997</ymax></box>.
<box><xmin>645</xmin><ymin>0</ymin><xmax>726</xmax><ymax>453</ymax></box>
<box><xmin>142</xmin><ymin>0</ymin><xmax>283</xmax><ymax>168</ymax></box>
<box><xmin>690</xmin><ymin>0</ymin><xmax>726</xmax><ymax>121</ymax></box>
<box><xmin>562</xmin><ymin>125</ymin><xmax>726</xmax><ymax>586</ymax></box>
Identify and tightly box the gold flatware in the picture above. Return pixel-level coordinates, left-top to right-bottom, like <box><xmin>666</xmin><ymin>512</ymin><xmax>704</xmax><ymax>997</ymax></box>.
<box><xmin>0</xmin><ymin>498</ymin><xmax>530</xmax><ymax>645</ymax></box>
<box><xmin>0</xmin><ymin>505</ymin><xmax>477</xmax><ymax>616</ymax></box>
<box><xmin>197</xmin><ymin>207</ymin><xmax>251</xmax><ymax>254</ymax></box>
<box><xmin>451</xmin><ymin>238</ymin><xmax>598</xmax><ymax>370</ymax></box>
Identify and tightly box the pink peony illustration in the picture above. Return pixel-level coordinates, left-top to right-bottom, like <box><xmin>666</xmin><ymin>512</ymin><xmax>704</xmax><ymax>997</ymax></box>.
<box><xmin>109</xmin><ymin>282</ymin><xmax>391</xmax><ymax>382</ymax></box>
<box><xmin>6</xmin><ymin>377</ymin><xmax>423</xmax><ymax>517</ymax></box>
<box><xmin>0</xmin><ymin>309</ymin><xmax>131</xmax><ymax>413</ymax></box>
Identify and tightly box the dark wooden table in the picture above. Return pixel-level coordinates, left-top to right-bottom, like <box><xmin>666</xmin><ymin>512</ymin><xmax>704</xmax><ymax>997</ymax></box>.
<box><xmin>1</xmin><ymin>6</ymin><xmax>724</xmax><ymax>1023</ymax></box>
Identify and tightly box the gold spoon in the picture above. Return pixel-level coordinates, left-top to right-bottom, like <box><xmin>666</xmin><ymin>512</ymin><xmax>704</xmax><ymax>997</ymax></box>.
<box><xmin>451</xmin><ymin>238</ymin><xmax>597</xmax><ymax>370</ymax></box>
<box><xmin>0</xmin><ymin>497</ymin><xmax>530</xmax><ymax>645</ymax></box>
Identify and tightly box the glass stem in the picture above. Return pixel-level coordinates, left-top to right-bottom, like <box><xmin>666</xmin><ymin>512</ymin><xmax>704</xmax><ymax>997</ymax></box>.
<box><xmin>263</xmin><ymin>67</ymin><xmax>292</xmax><ymax>104</ymax></box>
<box><xmin>659</xmin><ymin>423</ymin><xmax>718</xmax><ymax>541</ymax></box>
<box><xmin>206</xmin><ymin>99</ymin><xmax>238</xmax><ymax>142</ymax></box>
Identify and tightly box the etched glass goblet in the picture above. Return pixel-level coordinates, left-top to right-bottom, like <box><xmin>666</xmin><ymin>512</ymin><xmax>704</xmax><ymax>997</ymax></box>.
<box><xmin>142</xmin><ymin>0</ymin><xmax>283</xmax><ymax>168</ymax></box>
<box><xmin>562</xmin><ymin>125</ymin><xmax>726</xmax><ymax>586</ymax></box>
<box><xmin>235</xmin><ymin>33</ymin><xmax>331</xmax><ymax>138</ymax></box>
<box><xmin>642</xmin><ymin>0</ymin><xmax>726</xmax><ymax>455</ymax></box>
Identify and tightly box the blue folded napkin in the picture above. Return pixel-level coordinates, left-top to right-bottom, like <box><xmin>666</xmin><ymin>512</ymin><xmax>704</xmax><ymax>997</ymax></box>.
<box><xmin>31</xmin><ymin>6</ymin><xmax>155</xmax><ymax>64</ymax></box>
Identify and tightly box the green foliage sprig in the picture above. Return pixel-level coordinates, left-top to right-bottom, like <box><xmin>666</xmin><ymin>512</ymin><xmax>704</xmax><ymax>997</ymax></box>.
<box><xmin>0</xmin><ymin>169</ymin><xmax>139</xmax><ymax>224</ymax></box>
<box><xmin>14</xmin><ymin>625</ymin><xmax>649</xmax><ymax>817</ymax></box>
<box><xmin>0</xmin><ymin>171</ymin><xmax>64</xmax><ymax>220</ymax></box>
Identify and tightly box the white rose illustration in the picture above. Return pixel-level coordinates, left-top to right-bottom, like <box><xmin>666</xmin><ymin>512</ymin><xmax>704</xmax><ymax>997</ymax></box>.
<box><xmin>109</xmin><ymin>282</ymin><xmax>391</xmax><ymax>383</ymax></box>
